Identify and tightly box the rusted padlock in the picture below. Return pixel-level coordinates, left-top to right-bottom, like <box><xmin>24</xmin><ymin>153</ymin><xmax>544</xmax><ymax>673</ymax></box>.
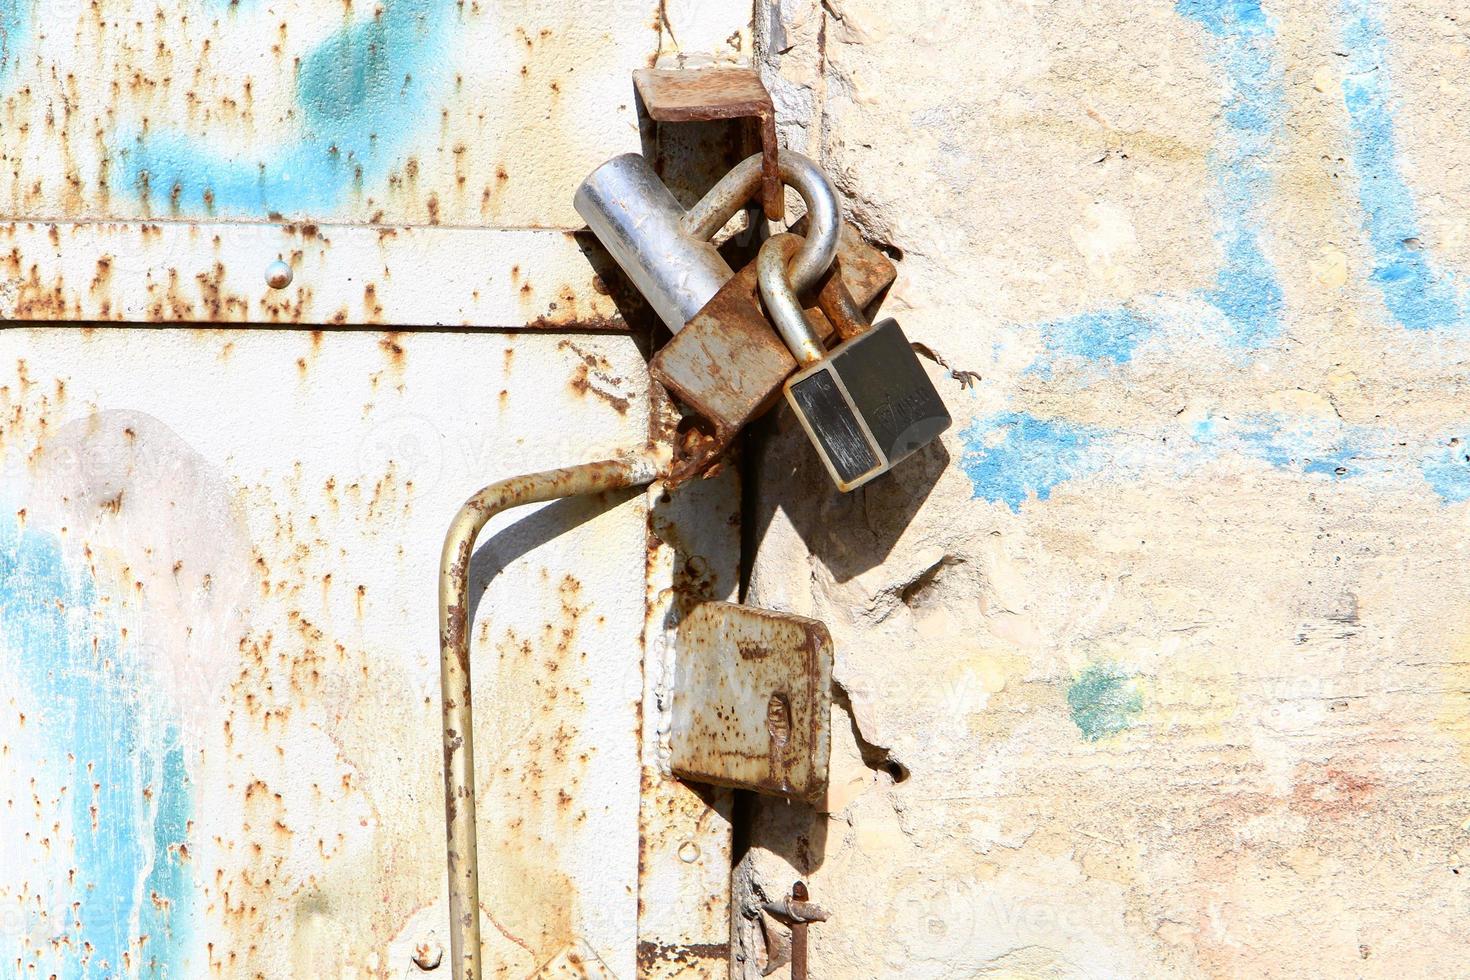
<box><xmin>651</xmin><ymin>224</ymin><xmax>898</xmax><ymax>483</ymax></box>
<box><xmin>576</xmin><ymin>150</ymin><xmax>897</xmax><ymax>484</ymax></box>
<box><xmin>575</xmin><ymin>151</ymin><xmax>840</xmax><ymax>339</ymax></box>
<box><xmin>759</xmin><ymin>232</ymin><xmax>951</xmax><ymax>492</ymax></box>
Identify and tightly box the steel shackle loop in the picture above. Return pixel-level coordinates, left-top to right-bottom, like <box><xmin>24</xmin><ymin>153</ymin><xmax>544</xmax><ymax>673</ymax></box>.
<box><xmin>682</xmin><ymin>151</ymin><xmax>843</xmax><ymax>295</ymax></box>
<box><xmin>757</xmin><ymin>233</ymin><xmax>827</xmax><ymax>368</ymax></box>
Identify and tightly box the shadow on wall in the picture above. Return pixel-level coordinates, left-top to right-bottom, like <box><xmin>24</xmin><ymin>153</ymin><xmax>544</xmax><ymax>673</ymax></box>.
<box><xmin>733</xmin><ymin>685</ymin><xmax>910</xmax><ymax>878</ymax></box>
<box><xmin>744</xmin><ymin>407</ymin><xmax>950</xmax><ymax>588</ymax></box>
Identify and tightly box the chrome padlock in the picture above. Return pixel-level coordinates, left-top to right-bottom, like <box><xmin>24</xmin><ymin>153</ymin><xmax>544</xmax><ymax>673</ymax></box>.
<box><xmin>577</xmin><ymin>151</ymin><xmax>856</xmax><ymax>484</ymax></box>
<box><xmin>758</xmin><ymin>233</ymin><xmax>952</xmax><ymax>491</ymax></box>
<box><xmin>575</xmin><ymin>151</ymin><xmax>840</xmax><ymax>335</ymax></box>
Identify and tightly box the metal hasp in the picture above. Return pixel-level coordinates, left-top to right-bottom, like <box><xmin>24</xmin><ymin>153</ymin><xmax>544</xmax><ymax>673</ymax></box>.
<box><xmin>633</xmin><ymin>67</ymin><xmax>784</xmax><ymax>222</ymax></box>
<box><xmin>759</xmin><ymin>233</ymin><xmax>953</xmax><ymax>492</ymax></box>
<box><xmin>577</xmin><ymin>145</ymin><xmax>863</xmax><ymax>487</ymax></box>
<box><xmin>671</xmin><ymin>602</ymin><xmax>833</xmax><ymax>802</ymax></box>
<box><xmin>574</xmin><ymin>153</ymin><xmax>736</xmax><ymax>335</ymax></box>
<box><xmin>438</xmin><ymin>455</ymin><xmax>662</xmax><ymax>980</ymax></box>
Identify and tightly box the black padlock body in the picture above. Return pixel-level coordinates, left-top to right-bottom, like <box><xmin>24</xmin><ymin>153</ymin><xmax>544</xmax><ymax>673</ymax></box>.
<box><xmin>785</xmin><ymin>318</ymin><xmax>951</xmax><ymax>491</ymax></box>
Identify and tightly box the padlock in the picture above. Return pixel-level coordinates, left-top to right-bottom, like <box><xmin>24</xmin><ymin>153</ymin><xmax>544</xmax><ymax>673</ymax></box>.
<box><xmin>758</xmin><ymin>233</ymin><xmax>952</xmax><ymax>492</ymax></box>
<box><xmin>577</xmin><ymin>151</ymin><xmax>898</xmax><ymax>485</ymax></box>
<box><xmin>650</xmin><ymin>223</ymin><xmax>899</xmax><ymax>484</ymax></box>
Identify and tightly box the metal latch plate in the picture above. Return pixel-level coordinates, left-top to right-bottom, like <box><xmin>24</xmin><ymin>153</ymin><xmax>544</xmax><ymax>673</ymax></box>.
<box><xmin>671</xmin><ymin>602</ymin><xmax>832</xmax><ymax>802</ymax></box>
<box><xmin>633</xmin><ymin>67</ymin><xmax>783</xmax><ymax>221</ymax></box>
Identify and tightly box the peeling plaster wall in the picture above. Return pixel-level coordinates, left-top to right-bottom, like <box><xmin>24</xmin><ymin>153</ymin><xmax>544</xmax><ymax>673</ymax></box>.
<box><xmin>744</xmin><ymin>0</ymin><xmax>1470</xmax><ymax>976</ymax></box>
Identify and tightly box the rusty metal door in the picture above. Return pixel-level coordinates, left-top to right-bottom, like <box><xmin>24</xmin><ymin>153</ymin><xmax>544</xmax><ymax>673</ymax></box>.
<box><xmin>0</xmin><ymin>1</ymin><xmax>751</xmax><ymax>975</ymax></box>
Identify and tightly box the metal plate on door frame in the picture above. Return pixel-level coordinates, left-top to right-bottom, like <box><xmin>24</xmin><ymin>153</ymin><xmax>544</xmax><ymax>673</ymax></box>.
<box><xmin>671</xmin><ymin>602</ymin><xmax>833</xmax><ymax>802</ymax></box>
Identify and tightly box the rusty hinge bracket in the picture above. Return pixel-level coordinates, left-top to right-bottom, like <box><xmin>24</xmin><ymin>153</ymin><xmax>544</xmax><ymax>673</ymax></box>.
<box><xmin>633</xmin><ymin>66</ymin><xmax>784</xmax><ymax>222</ymax></box>
<box><xmin>670</xmin><ymin>601</ymin><xmax>833</xmax><ymax>802</ymax></box>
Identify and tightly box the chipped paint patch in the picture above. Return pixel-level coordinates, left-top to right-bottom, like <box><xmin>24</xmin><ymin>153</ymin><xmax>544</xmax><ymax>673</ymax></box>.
<box><xmin>1066</xmin><ymin>664</ymin><xmax>1142</xmax><ymax>742</ymax></box>
<box><xmin>1037</xmin><ymin>307</ymin><xmax>1152</xmax><ymax>369</ymax></box>
<box><xmin>1421</xmin><ymin>437</ymin><xmax>1470</xmax><ymax>504</ymax></box>
<box><xmin>1176</xmin><ymin>0</ymin><xmax>1268</xmax><ymax>37</ymax></box>
<box><xmin>960</xmin><ymin>413</ymin><xmax>1104</xmax><ymax>512</ymax></box>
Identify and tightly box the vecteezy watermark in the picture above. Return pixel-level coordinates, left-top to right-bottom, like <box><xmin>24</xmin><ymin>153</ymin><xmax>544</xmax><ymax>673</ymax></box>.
<box><xmin>884</xmin><ymin>867</ymin><xmax>1104</xmax><ymax>974</ymax></box>
<box><xmin>40</xmin><ymin>432</ymin><xmax>214</xmax><ymax>494</ymax></box>
<box><xmin>0</xmin><ymin>905</ymin><xmax>27</xmax><ymax>942</ymax></box>
<box><xmin>354</xmin><ymin>412</ymin><xmax>448</xmax><ymax>490</ymax></box>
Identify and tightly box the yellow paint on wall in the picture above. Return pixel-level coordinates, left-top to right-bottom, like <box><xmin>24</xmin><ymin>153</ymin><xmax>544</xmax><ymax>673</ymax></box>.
<box><xmin>1309</xmin><ymin>245</ymin><xmax>1349</xmax><ymax>288</ymax></box>
<box><xmin>1140</xmin><ymin>645</ymin><xmax>1240</xmax><ymax>741</ymax></box>
<box><xmin>1437</xmin><ymin>633</ymin><xmax>1470</xmax><ymax>766</ymax></box>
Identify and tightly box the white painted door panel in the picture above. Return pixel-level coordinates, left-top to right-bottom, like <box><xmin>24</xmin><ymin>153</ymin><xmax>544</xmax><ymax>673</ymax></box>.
<box><xmin>0</xmin><ymin>328</ymin><xmax>660</xmax><ymax>976</ymax></box>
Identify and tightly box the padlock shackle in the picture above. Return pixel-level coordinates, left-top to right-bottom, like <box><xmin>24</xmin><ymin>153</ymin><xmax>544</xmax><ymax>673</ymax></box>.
<box><xmin>683</xmin><ymin>151</ymin><xmax>843</xmax><ymax>296</ymax></box>
<box><xmin>758</xmin><ymin>233</ymin><xmax>829</xmax><ymax>367</ymax></box>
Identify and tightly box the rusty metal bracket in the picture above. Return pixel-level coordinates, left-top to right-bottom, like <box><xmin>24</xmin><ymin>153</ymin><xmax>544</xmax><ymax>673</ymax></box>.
<box><xmin>670</xmin><ymin>602</ymin><xmax>833</xmax><ymax>802</ymax></box>
<box><xmin>763</xmin><ymin>882</ymin><xmax>829</xmax><ymax>980</ymax></box>
<box><xmin>633</xmin><ymin>67</ymin><xmax>784</xmax><ymax>222</ymax></box>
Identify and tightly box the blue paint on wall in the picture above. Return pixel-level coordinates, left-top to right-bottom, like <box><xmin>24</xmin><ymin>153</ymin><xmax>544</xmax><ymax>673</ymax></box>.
<box><xmin>1038</xmin><ymin>307</ymin><xmax>1152</xmax><ymax>369</ymax></box>
<box><xmin>1067</xmin><ymin>664</ymin><xmax>1142</xmax><ymax>741</ymax></box>
<box><xmin>960</xmin><ymin>413</ymin><xmax>1105</xmax><ymax>512</ymax></box>
<box><xmin>1183</xmin><ymin>0</ymin><xmax>1284</xmax><ymax>348</ymax></box>
<box><xmin>1175</xmin><ymin>0</ymin><xmax>1267</xmax><ymax>35</ymax></box>
<box><xmin>1232</xmin><ymin>422</ymin><xmax>1294</xmax><ymax>469</ymax></box>
<box><xmin>1</xmin><ymin>518</ymin><xmax>197</xmax><ymax>976</ymax></box>
<box><xmin>1338</xmin><ymin>0</ymin><xmax>1464</xmax><ymax>330</ymax></box>
<box><xmin>1422</xmin><ymin>438</ymin><xmax>1470</xmax><ymax>503</ymax></box>
<box><xmin>118</xmin><ymin>0</ymin><xmax>455</xmax><ymax>216</ymax></box>
<box><xmin>1194</xmin><ymin>414</ymin><xmax>1377</xmax><ymax>479</ymax></box>
<box><xmin>1301</xmin><ymin>449</ymin><xmax>1360</xmax><ymax>479</ymax></box>
<box><xmin>0</xmin><ymin>0</ymin><xmax>29</xmax><ymax>82</ymax></box>
<box><xmin>958</xmin><ymin>410</ymin><xmax>1435</xmax><ymax>510</ymax></box>
<box><xmin>1033</xmin><ymin>1</ymin><xmax>1284</xmax><ymax>372</ymax></box>
<box><xmin>965</xmin><ymin>6</ymin><xmax>1467</xmax><ymax>509</ymax></box>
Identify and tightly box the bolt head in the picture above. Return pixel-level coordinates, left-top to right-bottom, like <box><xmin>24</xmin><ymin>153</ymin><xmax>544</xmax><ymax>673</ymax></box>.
<box><xmin>266</xmin><ymin>260</ymin><xmax>293</xmax><ymax>290</ymax></box>
<box><xmin>411</xmin><ymin>939</ymin><xmax>443</xmax><ymax>971</ymax></box>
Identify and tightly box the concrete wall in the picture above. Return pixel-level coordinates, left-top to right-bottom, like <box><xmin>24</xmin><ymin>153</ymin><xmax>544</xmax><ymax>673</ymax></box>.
<box><xmin>742</xmin><ymin>0</ymin><xmax>1470</xmax><ymax>976</ymax></box>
